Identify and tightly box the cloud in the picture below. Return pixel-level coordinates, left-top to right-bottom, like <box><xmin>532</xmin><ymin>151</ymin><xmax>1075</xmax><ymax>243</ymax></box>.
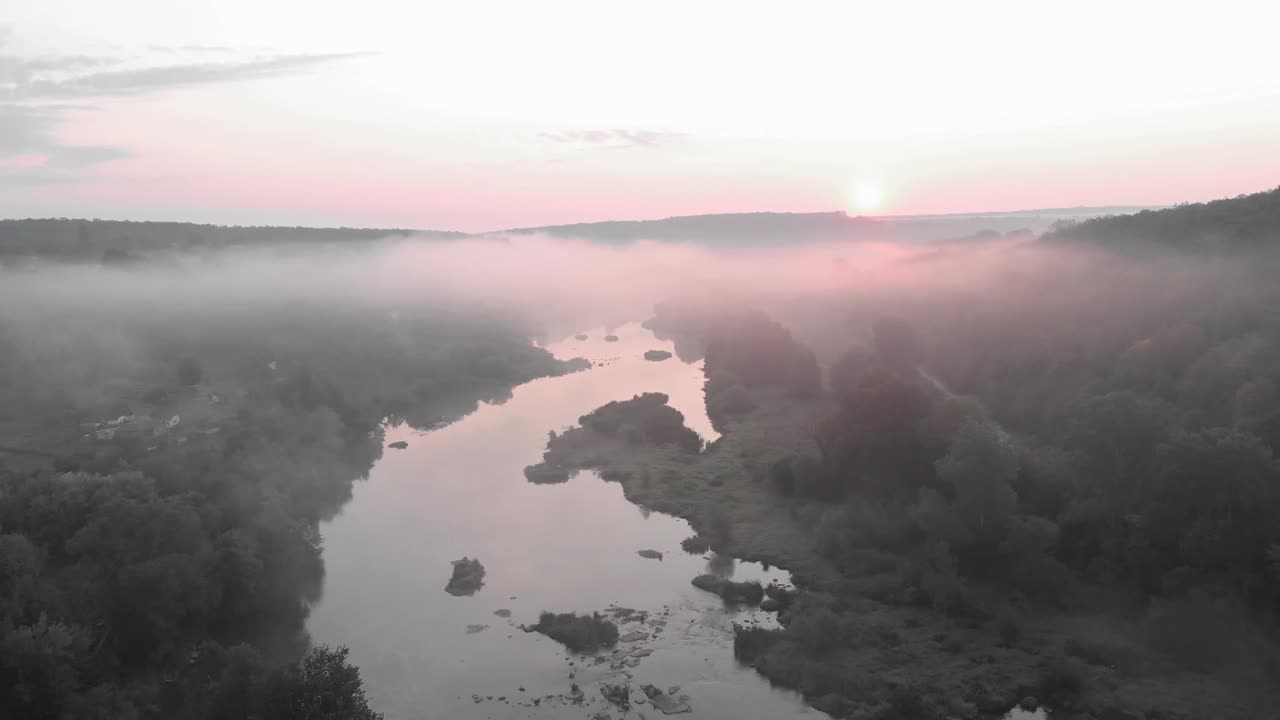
<box><xmin>0</xmin><ymin>29</ymin><xmax>374</xmax><ymax>185</ymax></box>
<box><xmin>537</xmin><ymin>129</ymin><xmax>687</xmax><ymax>150</ymax></box>
<box><xmin>17</xmin><ymin>51</ymin><xmax>375</xmax><ymax>99</ymax></box>
<box><xmin>0</xmin><ymin>103</ymin><xmax>128</xmax><ymax>185</ymax></box>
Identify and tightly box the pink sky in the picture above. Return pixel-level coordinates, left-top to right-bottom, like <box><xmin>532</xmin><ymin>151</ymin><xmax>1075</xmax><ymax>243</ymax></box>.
<box><xmin>3</xmin><ymin>1</ymin><xmax>1279</xmax><ymax>231</ymax></box>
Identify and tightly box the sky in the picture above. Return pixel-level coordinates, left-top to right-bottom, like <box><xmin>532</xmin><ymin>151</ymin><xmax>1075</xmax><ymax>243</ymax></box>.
<box><xmin>2</xmin><ymin>0</ymin><xmax>1279</xmax><ymax>231</ymax></box>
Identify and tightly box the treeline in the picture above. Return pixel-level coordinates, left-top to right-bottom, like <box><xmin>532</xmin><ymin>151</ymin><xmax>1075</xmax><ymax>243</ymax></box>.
<box><xmin>1045</xmin><ymin>186</ymin><xmax>1280</xmax><ymax>253</ymax></box>
<box><xmin>646</xmin><ymin>188</ymin><xmax>1280</xmax><ymax>716</ymax></box>
<box><xmin>0</xmin><ymin>219</ymin><xmax>464</xmax><ymax>264</ymax></box>
<box><xmin>0</xmin><ymin>272</ymin><xmax>579</xmax><ymax>718</ymax></box>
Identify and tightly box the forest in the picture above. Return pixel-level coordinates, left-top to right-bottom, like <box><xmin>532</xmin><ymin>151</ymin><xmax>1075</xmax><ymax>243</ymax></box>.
<box><xmin>0</xmin><ymin>219</ymin><xmax>463</xmax><ymax>264</ymax></box>
<box><xmin>526</xmin><ymin>187</ymin><xmax>1280</xmax><ymax>719</ymax></box>
<box><xmin>0</xmin><ymin>254</ymin><xmax>582</xmax><ymax>719</ymax></box>
<box><xmin>4</xmin><ymin>186</ymin><xmax>1280</xmax><ymax>719</ymax></box>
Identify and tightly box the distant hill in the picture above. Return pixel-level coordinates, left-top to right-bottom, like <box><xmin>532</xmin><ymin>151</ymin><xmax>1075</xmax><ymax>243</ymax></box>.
<box><xmin>1044</xmin><ymin>187</ymin><xmax>1280</xmax><ymax>252</ymax></box>
<box><xmin>497</xmin><ymin>211</ymin><xmax>882</xmax><ymax>246</ymax></box>
<box><xmin>0</xmin><ymin>218</ymin><xmax>464</xmax><ymax>263</ymax></box>
<box><xmin>494</xmin><ymin>206</ymin><xmax>1159</xmax><ymax>247</ymax></box>
<box><xmin>1</xmin><ymin>198</ymin><xmax>1188</xmax><ymax>262</ymax></box>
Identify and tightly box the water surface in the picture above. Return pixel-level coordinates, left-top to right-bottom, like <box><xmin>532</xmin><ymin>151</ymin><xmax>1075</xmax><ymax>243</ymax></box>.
<box><xmin>309</xmin><ymin>323</ymin><xmax>828</xmax><ymax>719</ymax></box>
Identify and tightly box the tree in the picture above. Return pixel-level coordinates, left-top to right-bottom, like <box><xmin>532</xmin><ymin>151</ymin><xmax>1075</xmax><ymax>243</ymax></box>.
<box><xmin>0</xmin><ymin>616</ymin><xmax>86</xmax><ymax>720</ymax></box>
<box><xmin>935</xmin><ymin>421</ymin><xmax>1018</xmax><ymax>556</ymax></box>
<box><xmin>827</xmin><ymin>346</ymin><xmax>878</xmax><ymax>396</ymax></box>
<box><xmin>263</xmin><ymin>645</ymin><xmax>382</xmax><ymax>720</ymax></box>
<box><xmin>1062</xmin><ymin>391</ymin><xmax>1181</xmax><ymax>506</ymax></box>
<box><xmin>871</xmin><ymin>317</ymin><xmax>923</xmax><ymax>369</ymax></box>
<box><xmin>817</xmin><ymin>369</ymin><xmax>937</xmax><ymax>499</ymax></box>
<box><xmin>1150</xmin><ymin>428</ymin><xmax>1278</xmax><ymax>584</ymax></box>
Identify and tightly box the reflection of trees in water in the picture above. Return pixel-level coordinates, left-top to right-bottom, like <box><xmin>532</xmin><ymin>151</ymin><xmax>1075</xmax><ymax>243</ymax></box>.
<box><xmin>637</xmin><ymin>505</ymin><xmax>651</xmax><ymax>519</ymax></box>
<box><xmin>706</xmin><ymin>552</ymin><xmax>735</xmax><ymax>579</ymax></box>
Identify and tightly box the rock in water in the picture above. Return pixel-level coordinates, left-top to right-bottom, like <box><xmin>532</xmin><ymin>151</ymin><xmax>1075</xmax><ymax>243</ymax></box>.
<box><xmin>600</xmin><ymin>683</ymin><xmax>630</xmax><ymax>707</ymax></box>
<box><xmin>387</xmin><ymin>440</ymin><xmax>409</xmax><ymax>449</ymax></box>
<box><xmin>575</xmin><ymin>333</ymin><xmax>589</xmax><ymax>340</ymax></box>
<box><xmin>465</xmin><ymin>624</ymin><xmax>488</xmax><ymax>634</ymax></box>
<box><xmin>648</xmin><ymin>691</ymin><xmax>693</xmax><ymax>715</ymax></box>
<box><xmin>643</xmin><ymin>349</ymin><xmax>673</xmax><ymax>361</ymax></box>
<box><xmin>445</xmin><ymin>557</ymin><xmax>486</xmax><ymax>596</ymax></box>
<box><xmin>493</xmin><ymin>608</ymin><xmax>512</xmax><ymax>618</ymax></box>
<box><xmin>604</xmin><ymin>335</ymin><xmax>619</xmax><ymax>342</ymax></box>
<box><xmin>619</xmin><ymin>630</ymin><xmax>649</xmax><ymax>642</ymax></box>
<box><xmin>636</xmin><ymin>549</ymin><xmax>664</xmax><ymax>560</ymax></box>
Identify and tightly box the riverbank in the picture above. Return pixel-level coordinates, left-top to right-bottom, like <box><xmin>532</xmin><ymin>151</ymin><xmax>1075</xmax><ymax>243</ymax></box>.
<box><xmin>0</xmin><ymin>297</ymin><xmax>587</xmax><ymax>719</ymax></box>
<box><xmin>524</xmin><ymin>386</ymin><xmax>1274</xmax><ymax>720</ymax></box>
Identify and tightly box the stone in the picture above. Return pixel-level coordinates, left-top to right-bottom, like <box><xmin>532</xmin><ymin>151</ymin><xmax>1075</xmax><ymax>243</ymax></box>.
<box><xmin>465</xmin><ymin>624</ymin><xmax>488</xmax><ymax>634</ymax></box>
<box><xmin>493</xmin><ymin>608</ymin><xmax>512</xmax><ymax>618</ymax></box>
<box><xmin>600</xmin><ymin>683</ymin><xmax>630</xmax><ymax>707</ymax></box>
<box><xmin>387</xmin><ymin>440</ymin><xmax>409</xmax><ymax>449</ymax></box>
<box><xmin>649</xmin><ymin>692</ymin><xmax>692</xmax><ymax>715</ymax></box>
<box><xmin>636</xmin><ymin>549</ymin><xmax>664</xmax><ymax>560</ymax></box>
<box><xmin>619</xmin><ymin>631</ymin><xmax>649</xmax><ymax>642</ymax></box>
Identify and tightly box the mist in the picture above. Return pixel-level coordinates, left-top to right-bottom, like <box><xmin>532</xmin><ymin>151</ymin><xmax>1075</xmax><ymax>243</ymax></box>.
<box><xmin>3</xmin><ymin>190</ymin><xmax>1280</xmax><ymax>720</ymax></box>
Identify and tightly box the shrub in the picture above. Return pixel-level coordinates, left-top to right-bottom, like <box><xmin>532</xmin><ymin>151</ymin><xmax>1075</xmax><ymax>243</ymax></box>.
<box><xmin>680</xmin><ymin>535</ymin><xmax>711</xmax><ymax>554</ymax></box>
<box><xmin>531</xmin><ymin>612</ymin><xmax>618</xmax><ymax>652</ymax></box>
<box><xmin>733</xmin><ymin>625</ymin><xmax>780</xmax><ymax>662</ymax></box>
<box><xmin>690</xmin><ymin>575</ymin><xmax>764</xmax><ymax>604</ymax></box>
<box><xmin>785</xmin><ymin>598</ymin><xmax>845</xmax><ymax>657</ymax></box>
<box><xmin>1039</xmin><ymin>656</ymin><xmax>1086</xmax><ymax>706</ymax></box>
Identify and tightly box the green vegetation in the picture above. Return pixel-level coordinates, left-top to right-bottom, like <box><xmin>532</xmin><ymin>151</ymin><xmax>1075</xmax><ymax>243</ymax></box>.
<box><xmin>527</xmin><ymin>204</ymin><xmax>1280</xmax><ymax>720</ymax></box>
<box><xmin>1045</xmin><ymin>185</ymin><xmax>1280</xmax><ymax>253</ymax></box>
<box><xmin>0</xmin><ymin>260</ymin><xmax>581</xmax><ymax>719</ymax></box>
<box><xmin>0</xmin><ymin>218</ymin><xmax>462</xmax><ymax>264</ymax></box>
<box><xmin>529</xmin><ymin>612</ymin><xmax>619</xmax><ymax>652</ymax></box>
<box><xmin>523</xmin><ymin>392</ymin><xmax>703</xmax><ymax>483</ymax></box>
<box><xmin>680</xmin><ymin>535</ymin><xmax>711</xmax><ymax>554</ymax></box>
<box><xmin>690</xmin><ymin>575</ymin><xmax>765</xmax><ymax>604</ymax></box>
<box><xmin>444</xmin><ymin>558</ymin><xmax>486</xmax><ymax>596</ymax></box>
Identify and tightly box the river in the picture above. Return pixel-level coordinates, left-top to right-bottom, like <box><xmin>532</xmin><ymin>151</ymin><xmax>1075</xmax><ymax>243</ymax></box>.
<box><xmin>308</xmin><ymin>323</ymin><xmax>829</xmax><ymax>719</ymax></box>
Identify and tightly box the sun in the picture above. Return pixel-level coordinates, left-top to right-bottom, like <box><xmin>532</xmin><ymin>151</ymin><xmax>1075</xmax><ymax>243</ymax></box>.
<box><xmin>850</xmin><ymin>181</ymin><xmax>884</xmax><ymax>215</ymax></box>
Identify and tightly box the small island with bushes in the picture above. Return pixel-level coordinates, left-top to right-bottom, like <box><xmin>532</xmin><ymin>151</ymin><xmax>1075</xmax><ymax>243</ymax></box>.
<box><xmin>529</xmin><ymin>611</ymin><xmax>619</xmax><ymax>652</ymax></box>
